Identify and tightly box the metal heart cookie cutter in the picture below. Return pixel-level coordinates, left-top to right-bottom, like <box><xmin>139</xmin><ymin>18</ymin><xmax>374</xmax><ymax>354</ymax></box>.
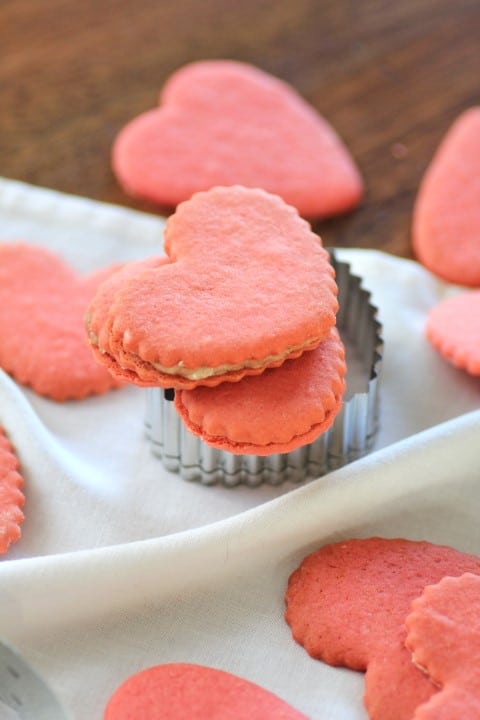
<box><xmin>145</xmin><ymin>251</ymin><xmax>383</xmax><ymax>486</ymax></box>
<box><xmin>0</xmin><ymin>639</ymin><xmax>70</xmax><ymax>719</ymax></box>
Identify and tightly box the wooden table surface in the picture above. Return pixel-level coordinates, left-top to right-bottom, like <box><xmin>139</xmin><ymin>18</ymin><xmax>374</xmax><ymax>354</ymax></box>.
<box><xmin>2</xmin><ymin>0</ymin><xmax>479</xmax><ymax>258</ymax></box>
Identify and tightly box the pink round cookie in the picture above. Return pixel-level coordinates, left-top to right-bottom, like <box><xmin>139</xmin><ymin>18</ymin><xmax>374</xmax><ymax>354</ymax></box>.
<box><xmin>425</xmin><ymin>290</ymin><xmax>480</xmax><ymax>375</ymax></box>
<box><xmin>406</xmin><ymin>573</ymin><xmax>480</xmax><ymax>719</ymax></box>
<box><xmin>285</xmin><ymin>537</ymin><xmax>480</xmax><ymax>720</ymax></box>
<box><xmin>103</xmin><ymin>663</ymin><xmax>308</xmax><ymax>719</ymax></box>
<box><xmin>112</xmin><ymin>60</ymin><xmax>363</xmax><ymax>219</ymax></box>
<box><xmin>175</xmin><ymin>327</ymin><xmax>346</xmax><ymax>455</ymax></box>
<box><xmin>0</xmin><ymin>243</ymin><xmax>124</xmax><ymax>400</ymax></box>
<box><xmin>87</xmin><ymin>186</ymin><xmax>339</xmax><ymax>389</ymax></box>
<box><xmin>412</xmin><ymin>107</ymin><xmax>480</xmax><ymax>286</ymax></box>
<box><xmin>0</xmin><ymin>427</ymin><xmax>24</xmax><ymax>554</ymax></box>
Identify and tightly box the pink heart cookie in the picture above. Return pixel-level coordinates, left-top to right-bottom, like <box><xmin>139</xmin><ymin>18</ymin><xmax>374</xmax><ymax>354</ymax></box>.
<box><xmin>285</xmin><ymin>537</ymin><xmax>480</xmax><ymax>720</ymax></box>
<box><xmin>112</xmin><ymin>60</ymin><xmax>363</xmax><ymax>218</ymax></box>
<box><xmin>0</xmin><ymin>243</ymin><xmax>124</xmax><ymax>400</ymax></box>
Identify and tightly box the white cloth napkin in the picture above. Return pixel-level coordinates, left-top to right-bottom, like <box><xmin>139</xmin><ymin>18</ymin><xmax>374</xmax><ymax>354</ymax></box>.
<box><xmin>0</xmin><ymin>177</ymin><xmax>479</xmax><ymax>719</ymax></box>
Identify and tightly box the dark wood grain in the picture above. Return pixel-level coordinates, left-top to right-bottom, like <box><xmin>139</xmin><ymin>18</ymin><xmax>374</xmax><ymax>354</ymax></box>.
<box><xmin>2</xmin><ymin>0</ymin><xmax>479</xmax><ymax>257</ymax></box>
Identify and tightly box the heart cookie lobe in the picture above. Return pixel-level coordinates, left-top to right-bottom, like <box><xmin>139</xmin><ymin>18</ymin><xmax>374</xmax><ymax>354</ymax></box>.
<box><xmin>103</xmin><ymin>663</ymin><xmax>308</xmax><ymax>719</ymax></box>
<box><xmin>112</xmin><ymin>59</ymin><xmax>363</xmax><ymax>218</ymax></box>
<box><xmin>0</xmin><ymin>427</ymin><xmax>24</xmax><ymax>555</ymax></box>
<box><xmin>284</xmin><ymin>537</ymin><xmax>480</xmax><ymax>720</ymax></box>
<box><xmin>91</xmin><ymin>186</ymin><xmax>339</xmax><ymax>389</ymax></box>
<box><xmin>412</xmin><ymin>107</ymin><xmax>480</xmax><ymax>286</ymax></box>
<box><xmin>406</xmin><ymin>573</ymin><xmax>480</xmax><ymax>719</ymax></box>
<box><xmin>86</xmin><ymin>256</ymin><xmax>171</xmax><ymax>386</ymax></box>
<box><xmin>175</xmin><ymin>327</ymin><xmax>346</xmax><ymax>455</ymax></box>
<box><xmin>0</xmin><ymin>243</ymin><xmax>124</xmax><ymax>400</ymax></box>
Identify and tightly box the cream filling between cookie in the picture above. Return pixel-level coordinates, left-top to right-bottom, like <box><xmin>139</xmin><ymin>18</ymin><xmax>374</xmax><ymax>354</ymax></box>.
<box><xmin>150</xmin><ymin>336</ymin><xmax>323</xmax><ymax>379</ymax></box>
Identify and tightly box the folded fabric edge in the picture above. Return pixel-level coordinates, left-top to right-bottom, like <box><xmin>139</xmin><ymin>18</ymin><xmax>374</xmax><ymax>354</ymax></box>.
<box><xmin>0</xmin><ymin>408</ymin><xmax>479</xmax><ymax>637</ymax></box>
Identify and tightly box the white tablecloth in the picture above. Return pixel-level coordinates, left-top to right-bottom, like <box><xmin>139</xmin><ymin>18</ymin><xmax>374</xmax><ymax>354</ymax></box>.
<box><xmin>0</xmin><ymin>177</ymin><xmax>479</xmax><ymax>719</ymax></box>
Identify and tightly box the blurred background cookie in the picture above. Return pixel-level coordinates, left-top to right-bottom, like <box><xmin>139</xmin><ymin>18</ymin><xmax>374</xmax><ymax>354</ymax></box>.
<box><xmin>112</xmin><ymin>60</ymin><xmax>363</xmax><ymax>219</ymax></box>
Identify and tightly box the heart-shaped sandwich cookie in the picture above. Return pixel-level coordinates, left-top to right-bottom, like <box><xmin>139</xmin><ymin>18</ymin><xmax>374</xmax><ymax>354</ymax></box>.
<box><xmin>104</xmin><ymin>663</ymin><xmax>308</xmax><ymax>719</ymax></box>
<box><xmin>285</xmin><ymin>537</ymin><xmax>480</xmax><ymax>720</ymax></box>
<box><xmin>406</xmin><ymin>573</ymin><xmax>480</xmax><ymax>719</ymax></box>
<box><xmin>0</xmin><ymin>243</ymin><xmax>124</xmax><ymax>400</ymax></box>
<box><xmin>175</xmin><ymin>327</ymin><xmax>346</xmax><ymax>455</ymax></box>
<box><xmin>412</xmin><ymin>107</ymin><xmax>480</xmax><ymax>286</ymax></box>
<box><xmin>112</xmin><ymin>60</ymin><xmax>363</xmax><ymax>218</ymax></box>
<box><xmin>86</xmin><ymin>186</ymin><xmax>339</xmax><ymax>389</ymax></box>
<box><xmin>0</xmin><ymin>427</ymin><xmax>24</xmax><ymax>554</ymax></box>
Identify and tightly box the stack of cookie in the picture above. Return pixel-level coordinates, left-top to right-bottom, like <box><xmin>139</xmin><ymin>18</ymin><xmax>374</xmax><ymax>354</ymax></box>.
<box><xmin>86</xmin><ymin>185</ymin><xmax>379</xmax><ymax>485</ymax></box>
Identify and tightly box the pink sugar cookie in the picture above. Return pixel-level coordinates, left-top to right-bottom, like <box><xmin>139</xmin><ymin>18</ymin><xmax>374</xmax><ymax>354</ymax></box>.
<box><xmin>87</xmin><ymin>186</ymin><xmax>338</xmax><ymax>389</ymax></box>
<box><xmin>285</xmin><ymin>537</ymin><xmax>480</xmax><ymax>720</ymax></box>
<box><xmin>412</xmin><ymin>107</ymin><xmax>480</xmax><ymax>286</ymax></box>
<box><xmin>0</xmin><ymin>427</ymin><xmax>24</xmax><ymax>554</ymax></box>
<box><xmin>406</xmin><ymin>573</ymin><xmax>480</xmax><ymax>719</ymax></box>
<box><xmin>0</xmin><ymin>243</ymin><xmax>124</xmax><ymax>400</ymax></box>
<box><xmin>112</xmin><ymin>59</ymin><xmax>363</xmax><ymax>219</ymax></box>
<box><xmin>175</xmin><ymin>327</ymin><xmax>346</xmax><ymax>455</ymax></box>
<box><xmin>103</xmin><ymin>663</ymin><xmax>308</xmax><ymax>719</ymax></box>
<box><xmin>425</xmin><ymin>290</ymin><xmax>480</xmax><ymax>375</ymax></box>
